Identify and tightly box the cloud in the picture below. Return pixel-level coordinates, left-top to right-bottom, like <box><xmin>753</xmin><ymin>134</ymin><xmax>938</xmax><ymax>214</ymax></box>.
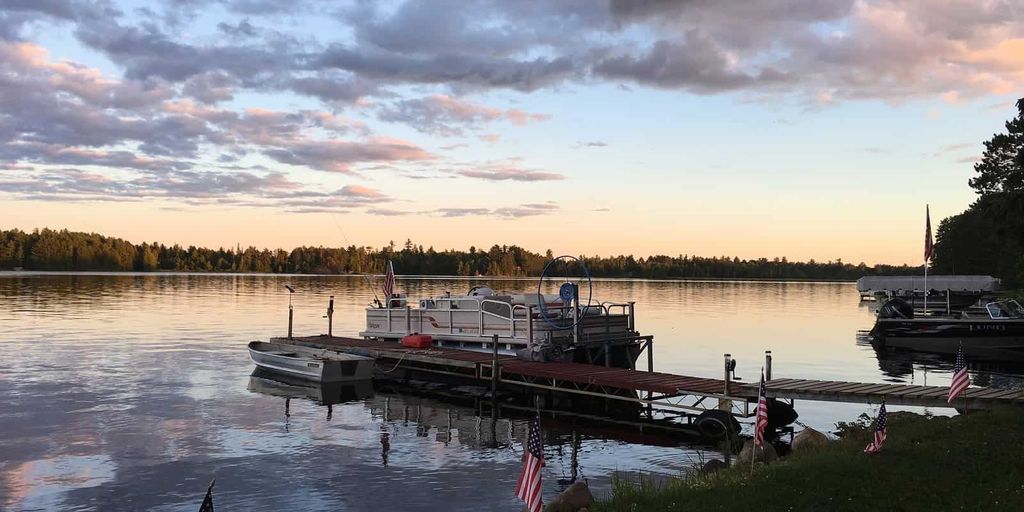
<box><xmin>263</xmin><ymin>138</ymin><xmax>433</xmax><ymax>173</ymax></box>
<box><xmin>575</xmin><ymin>141</ymin><xmax>608</xmax><ymax>148</ymax></box>
<box><xmin>432</xmin><ymin>207</ymin><xmax>493</xmax><ymax>218</ymax></box>
<box><xmin>0</xmin><ymin>161</ymin><xmax>400</xmax><ymax>214</ymax></box>
<box><xmin>364</xmin><ymin>208</ymin><xmax>410</xmax><ymax>217</ymax></box>
<box><xmin>429</xmin><ymin>203</ymin><xmax>560</xmax><ymax>218</ymax></box>
<box><xmin>377</xmin><ymin>94</ymin><xmax>549</xmax><ymax>136</ymax></box>
<box><xmin>363</xmin><ymin>203</ymin><xmax>561</xmax><ymax>219</ymax></box>
<box><xmin>594</xmin><ymin>32</ymin><xmax>791</xmax><ymax>93</ymax></box>
<box><xmin>0</xmin><ymin>165</ymin><xmax>304</xmax><ymax>201</ymax></box>
<box><xmin>3</xmin><ymin>142</ymin><xmax>185</xmax><ymax>171</ymax></box>
<box><xmin>457</xmin><ymin>168</ymin><xmax>564</xmax><ymax>182</ymax></box>
<box><xmin>492</xmin><ymin>203</ymin><xmax>560</xmax><ymax>217</ymax></box>
<box><xmin>5</xmin><ymin>0</ymin><xmax>1024</xmax><ymax>219</ymax></box>
<box><xmin>181</xmin><ymin>71</ymin><xmax>238</xmax><ymax>103</ymax></box>
<box><xmin>937</xmin><ymin>143</ymin><xmax>974</xmax><ymax>154</ymax></box>
<box><xmin>339</xmin><ymin>184</ymin><xmax>386</xmax><ymax>199</ymax></box>
<box><xmin>287</xmin><ymin>74</ymin><xmax>379</xmax><ymax>104</ymax></box>
<box><xmin>17</xmin><ymin>1</ymin><xmax>1024</xmax><ymax>112</ymax></box>
<box><xmin>933</xmin><ymin>142</ymin><xmax>980</xmax><ymax>163</ymax></box>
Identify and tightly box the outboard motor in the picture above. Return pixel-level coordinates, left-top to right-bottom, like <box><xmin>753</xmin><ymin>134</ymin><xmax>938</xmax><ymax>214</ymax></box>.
<box><xmin>877</xmin><ymin>298</ymin><xmax>914</xmax><ymax>319</ymax></box>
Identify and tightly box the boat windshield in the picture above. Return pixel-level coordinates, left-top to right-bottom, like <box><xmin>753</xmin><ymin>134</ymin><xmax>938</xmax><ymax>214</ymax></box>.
<box><xmin>985</xmin><ymin>300</ymin><xmax>1024</xmax><ymax>319</ymax></box>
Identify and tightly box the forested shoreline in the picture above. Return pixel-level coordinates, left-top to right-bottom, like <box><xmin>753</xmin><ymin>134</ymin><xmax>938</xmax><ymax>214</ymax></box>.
<box><xmin>0</xmin><ymin>227</ymin><xmax>920</xmax><ymax>280</ymax></box>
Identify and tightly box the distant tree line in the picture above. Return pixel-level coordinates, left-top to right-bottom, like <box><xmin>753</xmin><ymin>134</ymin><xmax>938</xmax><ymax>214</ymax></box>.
<box><xmin>933</xmin><ymin>97</ymin><xmax>1024</xmax><ymax>287</ymax></box>
<box><xmin>0</xmin><ymin>227</ymin><xmax>920</xmax><ymax>280</ymax></box>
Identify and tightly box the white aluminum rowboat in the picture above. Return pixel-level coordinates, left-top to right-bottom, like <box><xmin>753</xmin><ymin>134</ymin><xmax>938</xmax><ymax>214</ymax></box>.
<box><xmin>248</xmin><ymin>341</ymin><xmax>374</xmax><ymax>382</ymax></box>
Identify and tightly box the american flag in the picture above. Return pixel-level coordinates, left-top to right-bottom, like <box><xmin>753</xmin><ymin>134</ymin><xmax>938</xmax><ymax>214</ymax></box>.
<box><xmin>924</xmin><ymin>205</ymin><xmax>934</xmax><ymax>262</ymax></box>
<box><xmin>198</xmin><ymin>479</ymin><xmax>215</xmax><ymax>512</ymax></box>
<box><xmin>515</xmin><ymin>419</ymin><xmax>544</xmax><ymax>512</ymax></box>
<box><xmin>382</xmin><ymin>260</ymin><xmax>395</xmax><ymax>306</ymax></box>
<box><xmin>754</xmin><ymin>369</ymin><xmax>768</xmax><ymax>448</ymax></box>
<box><xmin>948</xmin><ymin>343</ymin><xmax>970</xmax><ymax>404</ymax></box>
<box><xmin>864</xmin><ymin>403</ymin><xmax>887</xmax><ymax>454</ymax></box>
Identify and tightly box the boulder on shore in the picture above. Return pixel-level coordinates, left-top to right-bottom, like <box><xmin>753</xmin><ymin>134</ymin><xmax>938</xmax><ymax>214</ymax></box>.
<box><xmin>542</xmin><ymin>481</ymin><xmax>594</xmax><ymax>512</ymax></box>
<box><xmin>736</xmin><ymin>440</ymin><xmax>778</xmax><ymax>465</ymax></box>
<box><xmin>792</xmin><ymin>427</ymin><xmax>829</xmax><ymax>452</ymax></box>
<box><xmin>701</xmin><ymin>459</ymin><xmax>728</xmax><ymax>475</ymax></box>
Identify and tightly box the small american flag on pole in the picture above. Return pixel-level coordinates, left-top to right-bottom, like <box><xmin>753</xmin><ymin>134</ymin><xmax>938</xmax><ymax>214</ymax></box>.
<box><xmin>948</xmin><ymin>343</ymin><xmax>970</xmax><ymax>404</ymax></box>
<box><xmin>515</xmin><ymin>419</ymin><xmax>544</xmax><ymax>512</ymax></box>
<box><xmin>382</xmin><ymin>260</ymin><xmax>395</xmax><ymax>307</ymax></box>
<box><xmin>924</xmin><ymin>205</ymin><xmax>934</xmax><ymax>262</ymax></box>
<box><xmin>754</xmin><ymin>369</ymin><xmax>768</xmax><ymax>448</ymax></box>
<box><xmin>864</xmin><ymin>403</ymin><xmax>887</xmax><ymax>454</ymax></box>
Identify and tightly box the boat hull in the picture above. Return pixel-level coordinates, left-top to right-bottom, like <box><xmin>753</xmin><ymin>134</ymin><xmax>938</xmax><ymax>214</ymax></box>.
<box><xmin>870</xmin><ymin>318</ymin><xmax>1024</xmax><ymax>359</ymax></box>
<box><xmin>248</xmin><ymin>341</ymin><xmax>374</xmax><ymax>382</ymax></box>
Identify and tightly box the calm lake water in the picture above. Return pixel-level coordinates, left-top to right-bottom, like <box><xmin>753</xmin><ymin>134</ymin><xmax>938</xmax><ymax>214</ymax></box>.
<box><xmin>1</xmin><ymin>273</ymin><xmax>1018</xmax><ymax>511</ymax></box>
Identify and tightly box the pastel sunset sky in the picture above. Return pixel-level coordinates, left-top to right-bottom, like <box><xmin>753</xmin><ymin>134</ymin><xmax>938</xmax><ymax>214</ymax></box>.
<box><xmin>2</xmin><ymin>1</ymin><xmax>1022</xmax><ymax>264</ymax></box>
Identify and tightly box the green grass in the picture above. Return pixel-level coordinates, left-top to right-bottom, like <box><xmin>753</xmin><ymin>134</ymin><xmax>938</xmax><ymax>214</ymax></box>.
<box><xmin>594</xmin><ymin>408</ymin><xmax>1024</xmax><ymax>512</ymax></box>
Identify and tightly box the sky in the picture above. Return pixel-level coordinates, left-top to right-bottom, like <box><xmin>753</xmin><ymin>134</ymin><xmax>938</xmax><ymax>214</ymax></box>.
<box><xmin>1</xmin><ymin>0</ymin><xmax>1022</xmax><ymax>265</ymax></box>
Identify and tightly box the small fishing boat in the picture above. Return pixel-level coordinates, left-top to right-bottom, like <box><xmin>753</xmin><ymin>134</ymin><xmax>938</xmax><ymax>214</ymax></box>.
<box><xmin>247</xmin><ymin>368</ymin><xmax>374</xmax><ymax>405</ymax></box>
<box><xmin>248</xmin><ymin>341</ymin><xmax>374</xmax><ymax>382</ymax></box>
<box><xmin>870</xmin><ymin>299</ymin><xmax>1024</xmax><ymax>359</ymax></box>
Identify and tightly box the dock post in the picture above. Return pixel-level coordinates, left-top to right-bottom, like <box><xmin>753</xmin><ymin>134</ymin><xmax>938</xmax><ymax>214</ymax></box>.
<box><xmin>406</xmin><ymin>305</ymin><xmax>412</xmax><ymax>335</ymax></box>
<box><xmin>646</xmin><ymin>339</ymin><xmax>654</xmax><ymax>417</ymax></box>
<box><xmin>326</xmin><ymin>295</ymin><xmax>334</xmax><ymax>337</ymax></box>
<box><xmin>627</xmin><ymin>301</ymin><xmax>636</xmax><ymax>332</ymax></box>
<box><xmin>720</xmin><ymin>353</ymin><xmax>732</xmax><ymax>411</ymax></box>
<box><xmin>765</xmin><ymin>350</ymin><xmax>772</xmax><ymax>381</ymax></box>
<box><xmin>491</xmin><ymin>334</ymin><xmax>500</xmax><ymax>399</ymax></box>
<box><xmin>286</xmin><ymin>285</ymin><xmax>295</xmax><ymax>340</ymax></box>
<box><xmin>605</xmin><ymin>340</ymin><xmax>612</xmax><ymax>367</ymax></box>
<box><xmin>723</xmin><ymin>353</ymin><xmax>732</xmax><ymax>394</ymax></box>
<box><xmin>647</xmin><ymin>339</ymin><xmax>653</xmax><ymax>373</ymax></box>
<box><xmin>526</xmin><ymin>305</ymin><xmax>534</xmax><ymax>352</ymax></box>
<box><xmin>288</xmin><ymin>303</ymin><xmax>294</xmax><ymax>340</ymax></box>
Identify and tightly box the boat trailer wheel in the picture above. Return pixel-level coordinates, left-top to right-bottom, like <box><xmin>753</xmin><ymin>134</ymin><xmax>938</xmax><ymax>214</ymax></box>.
<box><xmin>695</xmin><ymin>410</ymin><xmax>741</xmax><ymax>440</ymax></box>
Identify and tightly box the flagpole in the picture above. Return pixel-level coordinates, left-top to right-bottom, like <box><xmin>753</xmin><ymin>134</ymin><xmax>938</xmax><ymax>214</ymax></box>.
<box><xmin>924</xmin><ymin>204</ymin><xmax>930</xmax><ymax>314</ymax></box>
<box><xmin>959</xmin><ymin>341</ymin><xmax>967</xmax><ymax>414</ymax></box>
<box><xmin>751</xmin><ymin>366</ymin><xmax>762</xmax><ymax>476</ymax></box>
<box><xmin>924</xmin><ymin>258</ymin><xmax>928</xmax><ymax>314</ymax></box>
<box><xmin>750</xmin><ymin>437</ymin><xmax>756</xmax><ymax>475</ymax></box>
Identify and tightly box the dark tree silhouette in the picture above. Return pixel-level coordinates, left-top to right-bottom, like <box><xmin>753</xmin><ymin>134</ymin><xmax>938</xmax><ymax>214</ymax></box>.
<box><xmin>0</xmin><ymin>227</ymin><xmax>919</xmax><ymax>280</ymax></box>
<box><xmin>970</xmin><ymin>98</ymin><xmax>1024</xmax><ymax>195</ymax></box>
<box><xmin>933</xmin><ymin>97</ymin><xmax>1024</xmax><ymax>286</ymax></box>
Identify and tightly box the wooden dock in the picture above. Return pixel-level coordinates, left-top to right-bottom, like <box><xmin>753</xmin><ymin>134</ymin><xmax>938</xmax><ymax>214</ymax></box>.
<box><xmin>757</xmin><ymin>378</ymin><xmax>1024</xmax><ymax>408</ymax></box>
<box><xmin>272</xmin><ymin>335</ymin><xmax>1024</xmax><ymax>415</ymax></box>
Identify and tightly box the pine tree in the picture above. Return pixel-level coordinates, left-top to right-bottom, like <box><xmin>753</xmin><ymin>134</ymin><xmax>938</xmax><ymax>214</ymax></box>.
<box><xmin>970</xmin><ymin>98</ymin><xmax>1024</xmax><ymax>195</ymax></box>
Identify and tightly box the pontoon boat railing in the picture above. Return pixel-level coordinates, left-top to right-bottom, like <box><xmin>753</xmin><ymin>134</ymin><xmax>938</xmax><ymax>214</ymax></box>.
<box><xmin>370</xmin><ymin>298</ymin><xmax>637</xmax><ymax>349</ymax></box>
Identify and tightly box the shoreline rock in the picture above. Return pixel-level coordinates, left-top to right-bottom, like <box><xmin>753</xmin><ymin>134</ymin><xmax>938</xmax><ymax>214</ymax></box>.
<box><xmin>736</xmin><ymin>439</ymin><xmax>778</xmax><ymax>465</ymax></box>
<box><xmin>792</xmin><ymin>427</ymin><xmax>829</xmax><ymax>452</ymax></box>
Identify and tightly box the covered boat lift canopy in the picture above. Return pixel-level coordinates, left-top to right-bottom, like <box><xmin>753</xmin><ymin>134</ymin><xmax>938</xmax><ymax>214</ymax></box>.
<box><xmin>856</xmin><ymin>275</ymin><xmax>1001</xmax><ymax>293</ymax></box>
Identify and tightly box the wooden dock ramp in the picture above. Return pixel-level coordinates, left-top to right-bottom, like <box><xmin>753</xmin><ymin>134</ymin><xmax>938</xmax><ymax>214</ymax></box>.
<box><xmin>752</xmin><ymin>378</ymin><xmax>1024</xmax><ymax>408</ymax></box>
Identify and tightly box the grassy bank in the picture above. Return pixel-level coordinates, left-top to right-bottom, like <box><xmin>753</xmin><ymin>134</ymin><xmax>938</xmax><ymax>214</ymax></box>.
<box><xmin>595</xmin><ymin>408</ymin><xmax>1024</xmax><ymax>512</ymax></box>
